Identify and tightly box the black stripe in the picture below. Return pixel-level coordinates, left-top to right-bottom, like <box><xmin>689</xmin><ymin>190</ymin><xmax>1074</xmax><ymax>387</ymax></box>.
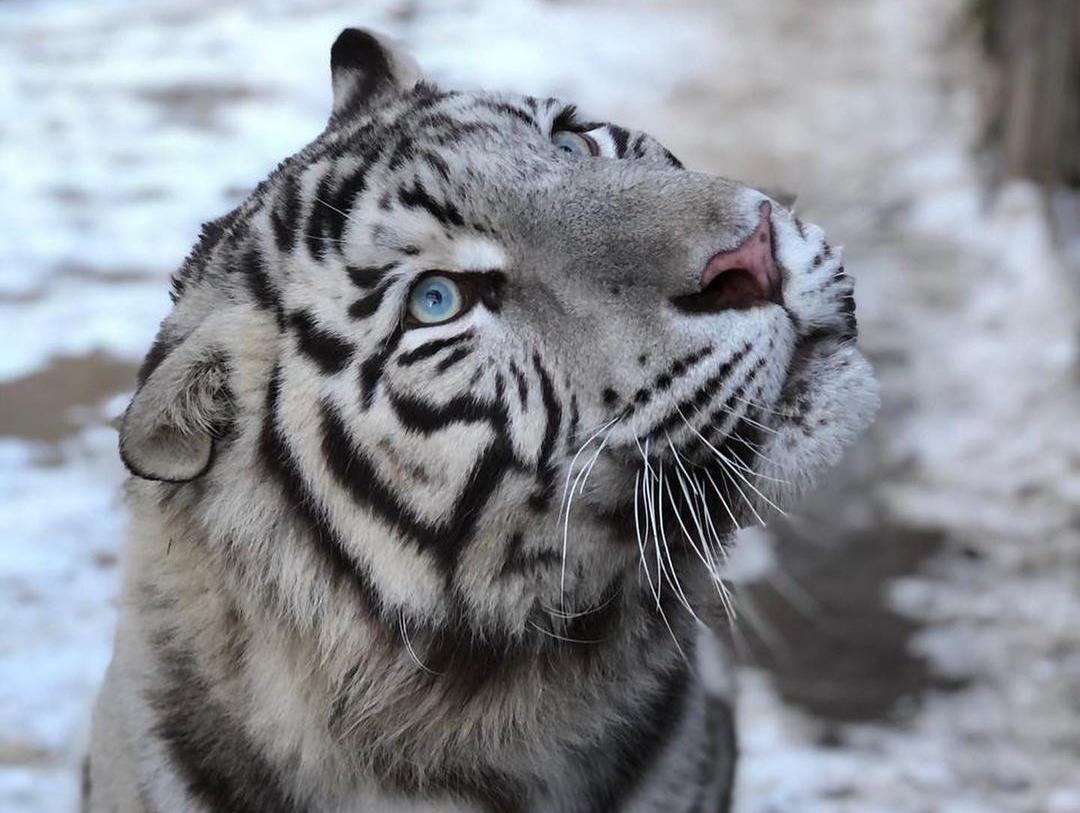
<box><xmin>671</xmin><ymin>363</ymin><xmax>762</xmax><ymax>444</ymax></box>
<box><xmin>288</xmin><ymin>310</ymin><xmax>354</xmax><ymax>374</ymax></box>
<box><xmin>698</xmin><ymin>359</ymin><xmax>766</xmax><ymax>443</ymax></box>
<box><xmin>422</xmin><ymin>116</ymin><xmax>501</xmax><ymax>145</ymax></box>
<box><xmin>422</xmin><ymin>150</ymin><xmax>451</xmax><ymax>181</ymax></box>
<box><xmin>305</xmin><ymin>170</ymin><xmax>339</xmax><ymax>262</ymax></box>
<box><xmin>579</xmin><ymin>659</ymin><xmax>692</xmax><ymax>813</ymax></box>
<box><xmin>359</xmin><ymin>327</ymin><xmax>404</xmax><ymax>408</ymax></box>
<box><xmin>348</xmin><ymin>280</ymin><xmax>393</xmax><ymax>319</ymax></box>
<box><xmin>398</xmin><ymin>181</ymin><xmax>465</xmax><ymax>228</ymax></box>
<box><xmin>607</xmin><ymin>125</ymin><xmax>630</xmax><ymax>157</ymax></box>
<box><xmin>148</xmin><ymin>601</ymin><xmax>305</xmax><ymax>813</ymax></box>
<box><xmin>474</xmin><ymin>100</ymin><xmax>538</xmax><ymax>128</ymax></box>
<box><xmin>397</xmin><ymin>331</ymin><xmax>474</xmax><ymax>366</ymax></box>
<box><xmin>347</xmin><ymin>262</ymin><xmax>396</xmax><ymax>289</ymax></box>
<box><xmin>326</xmin><ymin>147</ymin><xmax>379</xmax><ymax>243</ymax></box>
<box><xmin>387</xmin><ymin>390</ymin><xmax>496</xmax><ymax>434</ymax></box>
<box><xmin>706</xmin><ymin>696</ymin><xmax>738</xmax><ymax>813</ymax></box>
<box><xmin>379</xmin><ymin>759</ymin><xmax>527</xmax><ymax>813</ymax></box>
<box><xmin>631</xmin><ymin>133</ymin><xmax>647</xmax><ymax>159</ymax></box>
<box><xmin>662</xmin><ymin>148</ymin><xmax>684</xmax><ymax>170</ymax></box>
<box><xmin>508</xmin><ymin>360</ymin><xmax>528</xmax><ymax>407</ymax></box>
<box><xmin>627</xmin><ymin>344</ymin><xmax>715</xmax><ymax>414</ymax></box>
<box><xmin>656</xmin><ymin>347</ymin><xmax>760</xmax><ymax>438</ymax></box>
<box><xmin>403</xmin><ymin>82</ymin><xmax>456</xmax><ymax>114</ymax></box>
<box><xmin>528</xmin><ymin>352</ymin><xmax>562</xmax><ymax>511</ymax></box>
<box><xmin>137</xmin><ymin>334</ymin><xmax>177</xmax><ymax>386</ymax></box>
<box><xmin>565</xmin><ymin>393</ymin><xmax>580</xmax><ymax>453</ymax></box>
<box><xmin>387</xmin><ymin>134</ymin><xmax>415</xmax><ymax>171</ymax></box>
<box><xmin>685</xmin><ymin>694</ymin><xmax>737</xmax><ymax>813</ymax></box>
<box><xmin>320</xmin><ymin>401</ymin><xmax>433</xmax><ymax>545</ymax></box>
<box><xmin>270</xmin><ymin>175</ymin><xmax>302</xmax><ymax>253</ymax></box>
<box><xmin>433</xmin><ymin>428</ymin><xmax>518</xmax><ymax>577</ymax></box>
<box><xmin>151</xmin><ymin>652</ymin><xmax>303</xmax><ymax>813</ymax></box>
<box><xmin>435</xmin><ymin>346</ymin><xmax>472</xmax><ymax>373</ymax></box>
<box><xmin>641</xmin><ymin>344</ymin><xmax>752</xmax><ymax>440</ymax></box>
<box><xmin>258</xmin><ymin>369</ymin><xmax>385</xmax><ymax>618</ymax></box>
<box><xmin>501</xmin><ymin>531</ymin><xmax>561</xmax><ymax>577</ymax></box>
<box><xmin>326</xmin><ymin>169</ymin><xmax>364</xmax><ymax>242</ymax></box>
<box><xmin>241</xmin><ymin>246</ymin><xmax>286</xmax><ymax>330</ymax></box>
<box><xmin>321</xmin><ymin>397</ymin><xmax>517</xmax><ymax>577</ymax></box>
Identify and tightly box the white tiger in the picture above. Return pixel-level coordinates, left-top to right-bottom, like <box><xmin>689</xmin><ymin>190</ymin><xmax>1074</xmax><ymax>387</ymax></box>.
<box><xmin>86</xmin><ymin>28</ymin><xmax>878</xmax><ymax>813</ymax></box>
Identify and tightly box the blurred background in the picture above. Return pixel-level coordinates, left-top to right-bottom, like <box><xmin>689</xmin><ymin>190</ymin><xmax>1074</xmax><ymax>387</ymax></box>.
<box><xmin>1</xmin><ymin>0</ymin><xmax>1077</xmax><ymax>811</ymax></box>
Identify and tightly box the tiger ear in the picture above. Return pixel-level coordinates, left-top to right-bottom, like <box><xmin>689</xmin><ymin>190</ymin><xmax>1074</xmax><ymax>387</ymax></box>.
<box><xmin>119</xmin><ymin>318</ymin><xmax>233</xmax><ymax>483</ymax></box>
<box><xmin>330</xmin><ymin>28</ymin><xmax>422</xmax><ymax>117</ymax></box>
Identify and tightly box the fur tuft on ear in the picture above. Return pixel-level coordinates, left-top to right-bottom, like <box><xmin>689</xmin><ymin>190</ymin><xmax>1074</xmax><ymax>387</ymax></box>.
<box><xmin>119</xmin><ymin>319</ymin><xmax>234</xmax><ymax>483</ymax></box>
<box><xmin>330</xmin><ymin>28</ymin><xmax>422</xmax><ymax>117</ymax></box>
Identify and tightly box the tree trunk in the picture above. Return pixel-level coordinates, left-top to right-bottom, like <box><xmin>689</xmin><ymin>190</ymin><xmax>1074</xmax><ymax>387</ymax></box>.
<box><xmin>980</xmin><ymin>0</ymin><xmax>1080</xmax><ymax>188</ymax></box>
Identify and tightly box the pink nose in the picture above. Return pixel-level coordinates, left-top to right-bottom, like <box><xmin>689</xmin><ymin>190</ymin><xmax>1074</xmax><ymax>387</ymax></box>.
<box><xmin>674</xmin><ymin>201</ymin><xmax>781</xmax><ymax>313</ymax></box>
<box><xmin>700</xmin><ymin>201</ymin><xmax>780</xmax><ymax>306</ymax></box>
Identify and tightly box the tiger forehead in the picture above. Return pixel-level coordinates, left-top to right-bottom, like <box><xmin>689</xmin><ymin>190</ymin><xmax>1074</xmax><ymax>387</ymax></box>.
<box><xmin>351</xmin><ymin>88</ymin><xmax>569</xmax><ymax>141</ymax></box>
<box><xmin>450</xmin><ymin>237</ymin><xmax>507</xmax><ymax>271</ymax></box>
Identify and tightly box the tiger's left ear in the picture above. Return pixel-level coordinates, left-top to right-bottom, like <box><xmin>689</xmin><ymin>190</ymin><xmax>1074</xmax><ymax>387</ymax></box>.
<box><xmin>118</xmin><ymin>314</ymin><xmax>235</xmax><ymax>483</ymax></box>
<box><xmin>330</xmin><ymin>28</ymin><xmax>422</xmax><ymax>117</ymax></box>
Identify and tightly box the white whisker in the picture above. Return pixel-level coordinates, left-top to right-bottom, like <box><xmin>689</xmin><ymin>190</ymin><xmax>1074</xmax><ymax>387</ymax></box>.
<box><xmin>668</xmin><ymin>447</ymin><xmax>738</xmax><ymax>619</ymax></box>
<box><xmin>399</xmin><ymin>614</ymin><xmax>442</xmax><ymax>675</ymax></box>
<box><xmin>540</xmin><ymin>587</ymin><xmax>619</xmax><ymax>620</ymax></box>
<box><xmin>731</xmin><ymin>585</ymin><xmax>795</xmax><ymax>660</ymax></box>
<box><xmin>633</xmin><ymin>468</ymin><xmax>661</xmax><ymax>606</ymax></box>
<box><xmin>634</xmin><ymin>437</ymin><xmax>691</xmax><ymax>663</ymax></box>
<box><xmin>655</xmin><ymin>463</ymin><xmax>704</xmax><ymax>624</ymax></box>
<box><xmin>576</xmin><ymin>419</ymin><xmax>618</xmax><ymax>497</ymax></box>
<box><xmin>528</xmin><ymin>619</ymin><xmax>604</xmax><ymax>645</ymax></box>
<box><xmin>559</xmin><ymin>415</ymin><xmax>622</xmax><ymax>604</ymax></box>
<box><xmin>676</xmin><ymin>408</ymin><xmax>789</xmax><ymax>516</ymax></box>
<box><xmin>314</xmin><ymin>195</ymin><xmax>359</xmax><ymax>223</ymax></box>
<box><xmin>729</xmin><ymin>431</ymin><xmax>791</xmax><ymax>481</ymax></box>
<box><xmin>705</xmin><ymin>465</ymin><xmax>767</xmax><ymax>529</ymax></box>
<box><xmin>713</xmin><ymin>445</ymin><xmax>789</xmax><ymax>518</ymax></box>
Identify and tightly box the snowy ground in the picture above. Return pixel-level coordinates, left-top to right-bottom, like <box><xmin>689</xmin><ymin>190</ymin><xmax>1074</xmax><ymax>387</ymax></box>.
<box><xmin>1</xmin><ymin>1</ymin><xmax>1078</xmax><ymax>811</ymax></box>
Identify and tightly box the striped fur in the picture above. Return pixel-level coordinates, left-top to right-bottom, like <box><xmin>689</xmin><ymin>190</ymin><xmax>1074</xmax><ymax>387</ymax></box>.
<box><xmin>88</xmin><ymin>28</ymin><xmax>877</xmax><ymax>812</ymax></box>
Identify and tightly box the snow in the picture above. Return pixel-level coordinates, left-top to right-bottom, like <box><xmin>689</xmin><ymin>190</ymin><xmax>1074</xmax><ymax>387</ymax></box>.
<box><xmin>2</xmin><ymin>0</ymin><xmax>1077</xmax><ymax>811</ymax></box>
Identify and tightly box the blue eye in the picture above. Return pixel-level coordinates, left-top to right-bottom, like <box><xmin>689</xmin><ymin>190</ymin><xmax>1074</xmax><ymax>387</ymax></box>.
<box><xmin>552</xmin><ymin>130</ymin><xmax>597</xmax><ymax>157</ymax></box>
<box><xmin>407</xmin><ymin>274</ymin><xmax>465</xmax><ymax>325</ymax></box>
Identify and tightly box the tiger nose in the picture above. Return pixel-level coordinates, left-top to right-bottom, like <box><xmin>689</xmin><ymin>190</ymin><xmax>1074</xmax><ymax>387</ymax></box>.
<box><xmin>671</xmin><ymin>201</ymin><xmax>782</xmax><ymax>313</ymax></box>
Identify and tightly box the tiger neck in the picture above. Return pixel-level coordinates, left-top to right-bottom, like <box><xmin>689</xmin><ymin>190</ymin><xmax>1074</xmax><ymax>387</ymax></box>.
<box><xmin>139</xmin><ymin>492</ymin><xmax>697</xmax><ymax>807</ymax></box>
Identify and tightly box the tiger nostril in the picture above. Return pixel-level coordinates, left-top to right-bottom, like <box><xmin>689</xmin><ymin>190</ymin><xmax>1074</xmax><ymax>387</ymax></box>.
<box><xmin>671</xmin><ymin>201</ymin><xmax>782</xmax><ymax>314</ymax></box>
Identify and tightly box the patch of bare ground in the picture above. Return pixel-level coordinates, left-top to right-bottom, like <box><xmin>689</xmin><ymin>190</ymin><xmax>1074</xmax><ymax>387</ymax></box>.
<box><xmin>0</xmin><ymin>352</ymin><xmax>136</xmax><ymax>443</ymax></box>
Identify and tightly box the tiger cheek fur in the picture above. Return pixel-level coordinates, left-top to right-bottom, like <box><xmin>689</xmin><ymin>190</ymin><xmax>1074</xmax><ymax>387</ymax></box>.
<box><xmin>87</xmin><ymin>27</ymin><xmax>877</xmax><ymax>813</ymax></box>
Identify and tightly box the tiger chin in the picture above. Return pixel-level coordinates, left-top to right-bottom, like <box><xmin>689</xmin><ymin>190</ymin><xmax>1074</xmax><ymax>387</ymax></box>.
<box><xmin>86</xmin><ymin>28</ymin><xmax>877</xmax><ymax>813</ymax></box>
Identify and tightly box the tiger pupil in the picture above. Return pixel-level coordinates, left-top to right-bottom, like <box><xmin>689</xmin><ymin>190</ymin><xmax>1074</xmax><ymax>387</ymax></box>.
<box><xmin>426</xmin><ymin>289</ymin><xmax>444</xmax><ymax>308</ymax></box>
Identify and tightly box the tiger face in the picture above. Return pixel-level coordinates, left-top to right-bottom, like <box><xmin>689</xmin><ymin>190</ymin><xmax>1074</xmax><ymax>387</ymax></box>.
<box><xmin>119</xmin><ymin>30</ymin><xmax>877</xmax><ymax>646</ymax></box>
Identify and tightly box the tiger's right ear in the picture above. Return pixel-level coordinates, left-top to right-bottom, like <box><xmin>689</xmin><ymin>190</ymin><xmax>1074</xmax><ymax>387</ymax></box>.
<box><xmin>119</xmin><ymin>317</ymin><xmax>234</xmax><ymax>483</ymax></box>
<box><xmin>330</xmin><ymin>28</ymin><xmax>422</xmax><ymax>117</ymax></box>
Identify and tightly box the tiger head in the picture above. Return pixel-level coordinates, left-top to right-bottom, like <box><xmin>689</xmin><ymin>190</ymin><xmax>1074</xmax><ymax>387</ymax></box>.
<box><xmin>119</xmin><ymin>29</ymin><xmax>877</xmax><ymax>647</ymax></box>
